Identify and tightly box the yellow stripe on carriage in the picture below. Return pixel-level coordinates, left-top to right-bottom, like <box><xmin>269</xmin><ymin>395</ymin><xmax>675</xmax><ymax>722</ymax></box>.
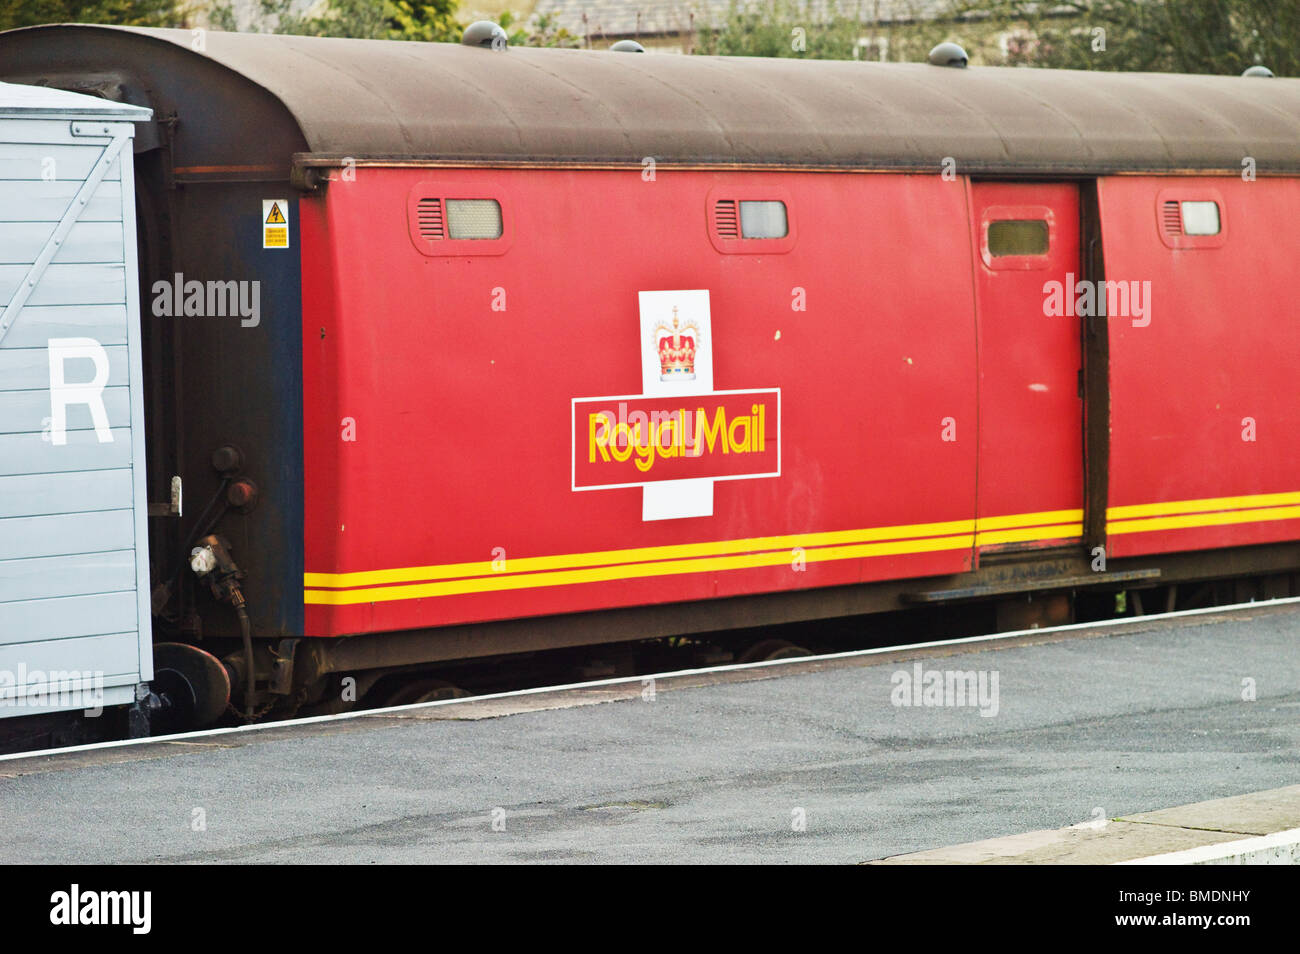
<box><xmin>1106</xmin><ymin>491</ymin><xmax>1300</xmax><ymax>521</ymax></box>
<box><xmin>304</xmin><ymin>508</ymin><xmax>1086</xmax><ymax>590</ymax></box>
<box><xmin>303</xmin><ymin>495</ymin><xmax>1300</xmax><ymax>605</ymax></box>
<box><xmin>1107</xmin><ymin>504</ymin><xmax>1300</xmax><ymax>535</ymax></box>
<box><xmin>304</xmin><ymin>533</ymin><xmax>977</xmax><ymax>605</ymax></box>
<box><xmin>303</xmin><ymin>517</ymin><xmax>979</xmax><ymax>589</ymax></box>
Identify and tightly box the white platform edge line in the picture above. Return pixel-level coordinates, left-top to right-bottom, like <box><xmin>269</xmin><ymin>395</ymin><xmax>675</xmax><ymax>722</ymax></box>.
<box><xmin>3</xmin><ymin>594</ymin><xmax>1297</xmax><ymax>764</ymax></box>
<box><xmin>1116</xmin><ymin>827</ymin><xmax>1300</xmax><ymax>865</ymax></box>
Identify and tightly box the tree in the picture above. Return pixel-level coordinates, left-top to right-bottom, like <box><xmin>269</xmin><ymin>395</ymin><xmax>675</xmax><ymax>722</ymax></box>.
<box><xmin>694</xmin><ymin>0</ymin><xmax>969</xmax><ymax>63</ymax></box>
<box><xmin>0</xmin><ymin>0</ymin><xmax>183</xmax><ymax>30</ymax></box>
<box><xmin>498</xmin><ymin>10</ymin><xmax>583</xmax><ymax>48</ymax></box>
<box><xmin>694</xmin><ymin>0</ymin><xmax>1298</xmax><ymax>75</ymax></box>
<box><xmin>221</xmin><ymin>0</ymin><xmax>460</xmax><ymax>41</ymax></box>
<box><xmin>941</xmin><ymin>0</ymin><xmax>1299</xmax><ymax>75</ymax></box>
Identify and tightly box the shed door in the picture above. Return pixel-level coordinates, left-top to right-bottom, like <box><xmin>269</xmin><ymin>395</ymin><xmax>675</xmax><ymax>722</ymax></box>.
<box><xmin>970</xmin><ymin>182</ymin><xmax>1083</xmax><ymax>551</ymax></box>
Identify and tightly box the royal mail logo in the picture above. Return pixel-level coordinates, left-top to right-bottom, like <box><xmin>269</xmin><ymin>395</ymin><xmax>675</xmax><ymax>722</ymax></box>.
<box><xmin>571</xmin><ymin>290</ymin><xmax>781</xmax><ymax>521</ymax></box>
<box><xmin>574</xmin><ymin>392</ymin><xmax>779</xmax><ymax>485</ymax></box>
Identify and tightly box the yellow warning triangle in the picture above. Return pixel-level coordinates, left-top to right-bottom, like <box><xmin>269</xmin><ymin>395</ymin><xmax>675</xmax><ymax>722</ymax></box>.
<box><xmin>265</xmin><ymin>202</ymin><xmax>286</xmax><ymax>224</ymax></box>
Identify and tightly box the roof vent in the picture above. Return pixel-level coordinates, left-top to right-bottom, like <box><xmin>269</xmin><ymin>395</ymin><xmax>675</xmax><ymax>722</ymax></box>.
<box><xmin>462</xmin><ymin>21</ymin><xmax>508</xmax><ymax>49</ymax></box>
<box><xmin>610</xmin><ymin>40</ymin><xmax>646</xmax><ymax>53</ymax></box>
<box><xmin>928</xmin><ymin>42</ymin><xmax>968</xmax><ymax>68</ymax></box>
<box><xmin>1242</xmin><ymin>65</ymin><xmax>1274</xmax><ymax>77</ymax></box>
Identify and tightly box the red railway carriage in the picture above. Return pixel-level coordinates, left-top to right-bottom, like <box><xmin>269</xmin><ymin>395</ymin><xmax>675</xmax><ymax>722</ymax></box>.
<box><xmin>3</xmin><ymin>24</ymin><xmax>1299</xmax><ymax>729</ymax></box>
<box><xmin>301</xmin><ymin>166</ymin><xmax>980</xmax><ymax>634</ymax></box>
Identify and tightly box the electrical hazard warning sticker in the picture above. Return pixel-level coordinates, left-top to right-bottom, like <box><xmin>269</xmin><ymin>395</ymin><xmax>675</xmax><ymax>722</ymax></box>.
<box><xmin>263</xmin><ymin>199</ymin><xmax>289</xmax><ymax>249</ymax></box>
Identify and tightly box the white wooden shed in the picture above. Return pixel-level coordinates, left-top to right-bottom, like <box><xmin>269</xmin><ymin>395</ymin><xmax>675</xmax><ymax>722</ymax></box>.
<box><xmin>0</xmin><ymin>81</ymin><xmax>153</xmax><ymax>720</ymax></box>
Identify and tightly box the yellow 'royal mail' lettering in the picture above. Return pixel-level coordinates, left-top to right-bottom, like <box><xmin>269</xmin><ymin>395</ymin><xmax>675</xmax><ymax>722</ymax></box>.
<box><xmin>694</xmin><ymin>406</ymin><xmax>728</xmax><ymax>456</ymax></box>
<box><xmin>587</xmin><ymin>403</ymin><xmax>769</xmax><ymax>474</ymax></box>
<box><xmin>589</xmin><ymin>411</ymin><xmax>613</xmax><ymax>463</ymax></box>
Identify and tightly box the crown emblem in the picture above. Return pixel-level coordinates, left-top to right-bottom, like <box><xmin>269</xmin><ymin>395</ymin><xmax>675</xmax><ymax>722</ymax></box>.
<box><xmin>652</xmin><ymin>306</ymin><xmax>699</xmax><ymax>381</ymax></box>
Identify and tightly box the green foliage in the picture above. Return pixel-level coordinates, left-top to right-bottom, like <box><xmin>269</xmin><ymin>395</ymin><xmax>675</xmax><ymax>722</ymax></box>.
<box><xmin>252</xmin><ymin>1</ymin><xmax>577</xmax><ymax>50</ymax></box>
<box><xmin>959</xmin><ymin>0</ymin><xmax>1300</xmax><ymax>75</ymax></box>
<box><xmin>497</xmin><ymin>9</ymin><xmax>583</xmax><ymax>47</ymax></box>
<box><xmin>235</xmin><ymin>0</ymin><xmax>459</xmax><ymax>41</ymax></box>
<box><xmin>387</xmin><ymin>0</ymin><xmax>458</xmax><ymax>41</ymax></box>
<box><xmin>216</xmin><ymin>2</ymin><xmax>577</xmax><ymax>46</ymax></box>
<box><xmin>698</xmin><ymin>0</ymin><xmax>856</xmax><ymax>58</ymax></box>
<box><xmin>12</xmin><ymin>0</ymin><xmax>1290</xmax><ymax>75</ymax></box>
<box><xmin>694</xmin><ymin>0</ymin><xmax>958</xmax><ymax>62</ymax></box>
<box><xmin>694</xmin><ymin>0</ymin><xmax>1298</xmax><ymax>75</ymax></box>
<box><xmin>0</xmin><ymin>0</ymin><xmax>183</xmax><ymax>30</ymax></box>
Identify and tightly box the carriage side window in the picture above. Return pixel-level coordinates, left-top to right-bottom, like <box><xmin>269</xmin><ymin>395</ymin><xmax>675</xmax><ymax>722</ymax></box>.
<box><xmin>1155</xmin><ymin>190</ymin><xmax>1225</xmax><ymax>249</ymax></box>
<box><xmin>988</xmin><ymin>219</ymin><xmax>1048</xmax><ymax>257</ymax></box>
<box><xmin>1179</xmin><ymin>201</ymin><xmax>1220</xmax><ymax>236</ymax></box>
<box><xmin>445</xmin><ymin>199</ymin><xmax>503</xmax><ymax>239</ymax></box>
<box><xmin>408</xmin><ymin>188</ymin><xmax>511</xmax><ymax>256</ymax></box>
<box><xmin>708</xmin><ymin>190</ymin><xmax>796</xmax><ymax>253</ymax></box>
<box><xmin>739</xmin><ymin>200</ymin><xmax>788</xmax><ymax>239</ymax></box>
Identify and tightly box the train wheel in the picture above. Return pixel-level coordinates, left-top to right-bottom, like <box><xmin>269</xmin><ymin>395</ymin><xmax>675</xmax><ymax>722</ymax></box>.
<box><xmin>736</xmin><ymin>639</ymin><xmax>812</xmax><ymax>664</ymax></box>
<box><xmin>382</xmin><ymin>678</ymin><xmax>470</xmax><ymax>707</ymax></box>
<box><xmin>151</xmin><ymin>642</ymin><xmax>231</xmax><ymax>734</ymax></box>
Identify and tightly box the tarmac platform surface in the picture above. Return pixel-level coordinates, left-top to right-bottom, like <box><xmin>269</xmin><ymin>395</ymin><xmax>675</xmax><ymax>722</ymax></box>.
<box><xmin>1</xmin><ymin>601</ymin><xmax>1298</xmax><ymax>864</ymax></box>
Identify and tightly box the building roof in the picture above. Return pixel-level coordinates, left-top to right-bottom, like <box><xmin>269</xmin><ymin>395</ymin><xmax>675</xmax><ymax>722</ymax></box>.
<box><xmin>0</xmin><ymin>79</ymin><xmax>151</xmax><ymax>120</ymax></box>
<box><xmin>1</xmin><ymin>24</ymin><xmax>1298</xmax><ymax>176</ymax></box>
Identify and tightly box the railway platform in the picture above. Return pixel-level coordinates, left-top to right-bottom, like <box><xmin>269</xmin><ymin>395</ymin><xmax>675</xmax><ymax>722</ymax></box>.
<box><xmin>1</xmin><ymin>600</ymin><xmax>1297</xmax><ymax>864</ymax></box>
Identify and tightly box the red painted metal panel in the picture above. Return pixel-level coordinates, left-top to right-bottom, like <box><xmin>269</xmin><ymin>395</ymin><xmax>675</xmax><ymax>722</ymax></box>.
<box><xmin>969</xmin><ymin>182</ymin><xmax>1083</xmax><ymax>548</ymax></box>
<box><xmin>1099</xmin><ymin>176</ymin><xmax>1300</xmax><ymax>557</ymax></box>
<box><xmin>300</xmin><ymin>169</ymin><xmax>979</xmax><ymax>637</ymax></box>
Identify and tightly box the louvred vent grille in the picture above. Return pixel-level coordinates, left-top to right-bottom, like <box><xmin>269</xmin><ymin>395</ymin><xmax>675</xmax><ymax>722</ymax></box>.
<box><xmin>714</xmin><ymin>199</ymin><xmax>739</xmax><ymax>239</ymax></box>
<box><xmin>416</xmin><ymin>197</ymin><xmax>445</xmax><ymax>240</ymax></box>
<box><xmin>1161</xmin><ymin>200</ymin><xmax>1182</xmax><ymax>236</ymax></box>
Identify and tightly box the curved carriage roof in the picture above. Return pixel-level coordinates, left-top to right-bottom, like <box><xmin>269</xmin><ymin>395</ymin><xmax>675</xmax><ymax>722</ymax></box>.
<box><xmin>2</xmin><ymin>23</ymin><xmax>1299</xmax><ymax>174</ymax></box>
